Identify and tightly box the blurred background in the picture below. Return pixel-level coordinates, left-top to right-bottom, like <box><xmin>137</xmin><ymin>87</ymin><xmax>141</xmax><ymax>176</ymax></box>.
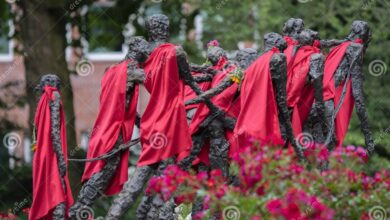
<box><xmin>0</xmin><ymin>0</ymin><xmax>389</xmax><ymax>218</ymax></box>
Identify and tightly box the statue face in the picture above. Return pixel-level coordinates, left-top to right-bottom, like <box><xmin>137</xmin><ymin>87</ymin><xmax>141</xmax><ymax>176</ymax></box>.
<box><xmin>36</xmin><ymin>74</ymin><xmax>61</xmax><ymax>92</ymax></box>
<box><xmin>294</xmin><ymin>19</ymin><xmax>304</xmax><ymax>34</ymax></box>
<box><xmin>350</xmin><ymin>20</ymin><xmax>372</xmax><ymax>44</ymax></box>
<box><xmin>298</xmin><ymin>29</ymin><xmax>319</xmax><ymax>46</ymax></box>
<box><xmin>145</xmin><ymin>14</ymin><xmax>170</xmax><ymax>42</ymax></box>
<box><xmin>127</xmin><ymin>37</ymin><xmax>150</xmax><ymax>63</ymax></box>
<box><xmin>207</xmin><ymin>46</ymin><xmax>226</xmax><ymax>65</ymax></box>
<box><xmin>235</xmin><ymin>48</ymin><xmax>258</xmax><ymax>69</ymax></box>
<box><xmin>283</xmin><ymin>18</ymin><xmax>304</xmax><ymax>36</ymax></box>
<box><xmin>264</xmin><ymin>32</ymin><xmax>287</xmax><ymax>51</ymax></box>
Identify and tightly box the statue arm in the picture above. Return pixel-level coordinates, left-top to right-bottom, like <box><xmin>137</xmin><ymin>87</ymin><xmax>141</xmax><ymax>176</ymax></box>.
<box><xmin>270</xmin><ymin>53</ymin><xmax>305</xmax><ymax>161</ymax></box>
<box><xmin>319</xmin><ymin>39</ymin><xmax>347</xmax><ymax>49</ymax></box>
<box><xmin>193</xmin><ymin>74</ymin><xmax>214</xmax><ymax>83</ymax></box>
<box><xmin>49</xmin><ymin>91</ymin><xmax>67</xmax><ymax>178</ymax></box>
<box><xmin>309</xmin><ymin>53</ymin><xmax>328</xmax><ymax>137</ymax></box>
<box><xmin>185</xmin><ymin>77</ymin><xmax>234</xmax><ymax>106</ymax></box>
<box><xmin>349</xmin><ymin>44</ymin><xmax>375</xmax><ymax>155</ymax></box>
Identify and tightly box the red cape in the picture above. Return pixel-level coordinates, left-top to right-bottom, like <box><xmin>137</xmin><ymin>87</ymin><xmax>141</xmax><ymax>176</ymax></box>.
<box><xmin>323</xmin><ymin>40</ymin><xmax>362</xmax><ymax>146</ymax></box>
<box><xmin>82</xmin><ymin>60</ymin><xmax>138</xmax><ymax>195</ymax></box>
<box><xmin>287</xmin><ymin>42</ymin><xmax>320</xmax><ymax>136</ymax></box>
<box><xmin>234</xmin><ymin>48</ymin><xmax>284</xmax><ymax>147</ymax></box>
<box><xmin>138</xmin><ymin>43</ymin><xmax>192</xmax><ymax>166</ymax></box>
<box><xmin>184</xmin><ymin>72</ymin><xmax>212</xmax><ymax>111</ymax></box>
<box><xmin>30</xmin><ymin>86</ymin><xmax>74</xmax><ymax>220</ymax></box>
<box><xmin>284</xmin><ymin>36</ymin><xmax>299</xmax><ymax>67</ymax></box>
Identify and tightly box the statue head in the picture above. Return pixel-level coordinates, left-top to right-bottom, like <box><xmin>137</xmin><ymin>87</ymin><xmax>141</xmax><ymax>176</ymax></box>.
<box><xmin>264</xmin><ymin>32</ymin><xmax>287</xmax><ymax>52</ymax></box>
<box><xmin>235</xmin><ymin>48</ymin><xmax>258</xmax><ymax>69</ymax></box>
<box><xmin>126</xmin><ymin>36</ymin><xmax>150</xmax><ymax>63</ymax></box>
<box><xmin>347</xmin><ymin>20</ymin><xmax>372</xmax><ymax>45</ymax></box>
<box><xmin>207</xmin><ymin>46</ymin><xmax>227</xmax><ymax>66</ymax></box>
<box><xmin>36</xmin><ymin>74</ymin><xmax>61</xmax><ymax>93</ymax></box>
<box><xmin>298</xmin><ymin>29</ymin><xmax>319</xmax><ymax>46</ymax></box>
<box><xmin>145</xmin><ymin>14</ymin><xmax>170</xmax><ymax>43</ymax></box>
<box><xmin>283</xmin><ymin>18</ymin><xmax>304</xmax><ymax>38</ymax></box>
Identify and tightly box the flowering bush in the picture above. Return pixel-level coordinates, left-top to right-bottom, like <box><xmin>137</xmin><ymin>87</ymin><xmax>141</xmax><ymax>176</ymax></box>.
<box><xmin>147</xmin><ymin>142</ymin><xmax>390</xmax><ymax>219</ymax></box>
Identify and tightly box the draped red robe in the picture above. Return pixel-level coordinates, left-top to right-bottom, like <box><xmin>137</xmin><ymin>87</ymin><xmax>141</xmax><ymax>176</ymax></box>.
<box><xmin>287</xmin><ymin>41</ymin><xmax>320</xmax><ymax>136</ymax></box>
<box><xmin>138</xmin><ymin>43</ymin><xmax>192</xmax><ymax>166</ymax></box>
<box><xmin>82</xmin><ymin>60</ymin><xmax>139</xmax><ymax>195</ymax></box>
<box><xmin>284</xmin><ymin>36</ymin><xmax>299</xmax><ymax>67</ymax></box>
<box><xmin>323</xmin><ymin>39</ymin><xmax>362</xmax><ymax>146</ymax></box>
<box><xmin>30</xmin><ymin>86</ymin><xmax>74</xmax><ymax>220</ymax></box>
<box><xmin>234</xmin><ymin>48</ymin><xmax>284</xmax><ymax>148</ymax></box>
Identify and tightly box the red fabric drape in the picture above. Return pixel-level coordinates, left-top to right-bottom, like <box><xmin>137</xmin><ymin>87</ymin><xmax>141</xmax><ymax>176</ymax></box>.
<box><xmin>284</xmin><ymin>36</ymin><xmax>299</xmax><ymax>67</ymax></box>
<box><xmin>323</xmin><ymin>40</ymin><xmax>362</xmax><ymax>146</ymax></box>
<box><xmin>287</xmin><ymin>44</ymin><xmax>320</xmax><ymax>136</ymax></box>
<box><xmin>30</xmin><ymin>86</ymin><xmax>74</xmax><ymax>220</ymax></box>
<box><xmin>82</xmin><ymin>60</ymin><xmax>138</xmax><ymax>195</ymax></box>
<box><xmin>234</xmin><ymin>48</ymin><xmax>284</xmax><ymax>148</ymax></box>
<box><xmin>138</xmin><ymin>43</ymin><xmax>192</xmax><ymax>166</ymax></box>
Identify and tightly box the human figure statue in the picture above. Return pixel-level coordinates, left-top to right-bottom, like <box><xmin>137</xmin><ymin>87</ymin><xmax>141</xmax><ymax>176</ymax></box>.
<box><xmin>179</xmin><ymin>42</ymin><xmax>242</xmax><ymax>177</ymax></box>
<box><xmin>286</xmin><ymin>29</ymin><xmax>327</xmax><ymax>147</ymax></box>
<box><xmin>317</xmin><ymin>20</ymin><xmax>374</xmax><ymax>153</ymax></box>
<box><xmin>69</xmin><ymin>37</ymin><xmax>149</xmax><ymax>218</ymax></box>
<box><xmin>234</xmin><ymin>32</ymin><xmax>305</xmax><ymax>160</ymax></box>
<box><xmin>30</xmin><ymin>74</ymin><xmax>74</xmax><ymax>220</ymax></box>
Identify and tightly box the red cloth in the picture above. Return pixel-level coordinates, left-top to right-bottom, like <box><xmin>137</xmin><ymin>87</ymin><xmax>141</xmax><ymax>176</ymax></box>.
<box><xmin>234</xmin><ymin>48</ymin><xmax>285</xmax><ymax>147</ymax></box>
<box><xmin>284</xmin><ymin>36</ymin><xmax>299</xmax><ymax>67</ymax></box>
<box><xmin>138</xmin><ymin>43</ymin><xmax>192</xmax><ymax>166</ymax></box>
<box><xmin>30</xmin><ymin>86</ymin><xmax>74</xmax><ymax>220</ymax></box>
<box><xmin>323</xmin><ymin>40</ymin><xmax>362</xmax><ymax>146</ymax></box>
<box><xmin>184</xmin><ymin>72</ymin><xmax>212</xmax><ymax>111</ymax></box>
<box><xmin>82</xmin><ymin>60</ymin><xmax>138</xmax><ymax>195</ymax></box>
<box><xmin>287</xmin><ymin>43</ymin><xmax>320</xmax><ymax>136</ymax></box>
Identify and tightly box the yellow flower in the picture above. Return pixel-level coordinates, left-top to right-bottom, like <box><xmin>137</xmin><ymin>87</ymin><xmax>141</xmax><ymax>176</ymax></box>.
<box><xmin>31</xmin><ymin>143</ymin><xmax>37</xmax><ymax>151</ymax></box>
<box><xmin>231</xmin><ymin>75</ymin><xmax>241</xmax><ymax>84</ymax></box>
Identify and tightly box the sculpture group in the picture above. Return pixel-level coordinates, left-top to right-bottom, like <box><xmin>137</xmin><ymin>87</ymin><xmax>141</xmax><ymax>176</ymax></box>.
<box><xmin>29</xmin><ymin>14</ymin><xmax>374</xmax><ymax>220</ymax></box>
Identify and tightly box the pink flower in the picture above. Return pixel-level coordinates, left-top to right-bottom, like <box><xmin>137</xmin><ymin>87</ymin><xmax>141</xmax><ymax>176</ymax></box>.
<box><xmin>207</xmin><ymin>40</ymin><xmax>220</xmax><ymax>48</ymax></box>
<box><xmin>266</xmin><ymin>199</ymin><xmax>283</xmax><ymax>214</ymax></box>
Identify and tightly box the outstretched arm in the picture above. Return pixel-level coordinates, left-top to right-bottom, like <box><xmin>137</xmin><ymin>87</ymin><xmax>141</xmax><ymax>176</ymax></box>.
<box><xmin>270</xmin><ymin>53</ymin><xmax>305</xmax><ymax>161</ymax></box>
<box><xmin>319</xmin><ymin>39</ymin><xmax>347</xmax><ymax>49</ymax></box>
<box><xmin>349</xmin><ymin>44</ymin><xmax>375</xmax><ymax>155</ymax></box>
<box><xmin>49</xmin><ymin>92</ymin><xmax>67</xmax><ymax>180</ymax></box>
<box><xmin>193</xmin><ymin>74</ymin><xmax>214</xmax><ymax>83</ymax></box>
<box><xmin>309</xmin><ymin>53</ymin><xmax>328</xmax><ymax>139</ymax></box>
<box><xmin>186</xmin><ymin>77</ymin><xmax>234</xmax><ymax>105</ymax></box>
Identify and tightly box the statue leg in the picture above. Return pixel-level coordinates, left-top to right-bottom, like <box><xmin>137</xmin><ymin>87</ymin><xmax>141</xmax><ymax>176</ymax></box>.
<box><xmin>52</xmin><ymin>202</ymin><xmax>66</xmax><ymax>220</ymax></box>
<box><xmin>324</xmin><ymin>100</ymin><xmax>336</xmax><ymax>151</ymax></box>
<box><xmin>135</xmin><ymin>195</ymin><xmax>153</xmax><ymax>220</ymax></box>
<box><xmin>209</xmin><ymin>120</ymin><xmax>230</xmax><ymax>178</ymax></box>
<box><xmin>143</xmin><ymin>158</ymin><xmax>176</xmax><ymax>219</ymax></box>
<box><xmin>105</xmin><ymin>165</ymin><xmax>154</xmax><ymax>220</ymax></box>
<box><xmin>178</xmin><ymin>132</ymin><xmax>206</xmax><ymax>171</ymax></box>
<box><xmin>69</xmin><ymin>150</ymin><xmax>121</xmax><ymax>219</ymax></box>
